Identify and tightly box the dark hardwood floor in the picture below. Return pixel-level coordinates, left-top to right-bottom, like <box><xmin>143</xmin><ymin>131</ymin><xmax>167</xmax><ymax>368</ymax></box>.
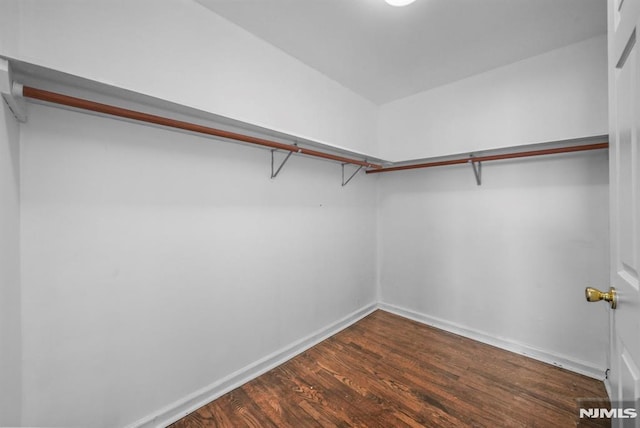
<box><xmin>170</xmin><ymin>310</ymin><xmax>609</xmax><ymax>427</ymax></box>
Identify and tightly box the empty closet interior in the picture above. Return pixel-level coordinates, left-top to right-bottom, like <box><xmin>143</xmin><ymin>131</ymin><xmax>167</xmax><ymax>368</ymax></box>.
<box><xmin>0</xmin><ymin>1</ymin><xmax>611</xmax><ymax>426</ymax></box>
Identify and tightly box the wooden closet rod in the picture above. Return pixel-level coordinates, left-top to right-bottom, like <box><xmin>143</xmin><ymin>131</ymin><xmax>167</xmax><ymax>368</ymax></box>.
<box><xmin>366</xmin><ymin>142</ymin><xmax>609</xmax><ymax>174</ymax></box>
<box><xmin>21</xmin><ymin>86</ymin><xmax>382</xmax><ymax>169</ymax></box>
<box><xmin>20</xmin><ymin>86</ymin><xmax>607</xmax><ymax>174</ymax></box>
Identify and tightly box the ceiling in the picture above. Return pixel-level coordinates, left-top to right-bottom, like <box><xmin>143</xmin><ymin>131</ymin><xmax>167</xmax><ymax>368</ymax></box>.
<box><xmin>195</xmin><ymin>0</ymin><xmax>606</xmax><ymax>105</ymax></box>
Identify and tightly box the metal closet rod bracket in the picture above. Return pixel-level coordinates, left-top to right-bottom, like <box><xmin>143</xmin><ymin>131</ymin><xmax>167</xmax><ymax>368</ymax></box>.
<box><xmin>342</xmin><ymin>163</ymin><xmax>364</xmax><ymax>187</ymax></box>
<box><xmin>271</xmin><ymin>144</ymin><xmax>299</xmax><ymax>179</ymax></box>
<box><xmin>468</xmin><ymin>156</ymin><xmax>482</xmax><ymax>186</ymax></box>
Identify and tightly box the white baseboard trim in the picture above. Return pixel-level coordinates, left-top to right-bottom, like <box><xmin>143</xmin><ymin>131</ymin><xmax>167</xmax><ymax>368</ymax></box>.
<box><xmin>126</xmin><ymin>303</ymin><xmax>378</xmax><ymax>428</ymax></box>
<box><xmin>378</xmin><ymin>302</ymin><xmax>606</xmax><ymax>381</ymax></box>
<box><xmin>127</xmin><ymin>301</ymin><xmax>605</xmax><ymax>428</ymax></box>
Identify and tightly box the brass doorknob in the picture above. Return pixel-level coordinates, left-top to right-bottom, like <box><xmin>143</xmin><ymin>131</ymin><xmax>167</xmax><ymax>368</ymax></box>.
<box><xmin>585</xmin><ymin>286</ymin><xmax>617</xmax><ymax>309</ymax></box>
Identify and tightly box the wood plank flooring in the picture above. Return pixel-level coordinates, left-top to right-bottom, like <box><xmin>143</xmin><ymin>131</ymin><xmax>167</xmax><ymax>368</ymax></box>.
<box><xmin>170</xmin><ymin>310</ymin><xmax>609</xmax><ymax>427</ymax></box>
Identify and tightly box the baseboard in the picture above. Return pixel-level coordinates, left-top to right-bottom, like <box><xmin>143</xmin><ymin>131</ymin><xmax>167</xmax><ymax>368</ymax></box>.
<box><xmin>378</xmin><ymin>302</ymin><xmax>606</xmax><ymax>380</ymax></box>
<box><xmin>126</xmin><ymin>303</ymin><xmax>378</xmax><ymax>428</ymax></box>
<box><xmin>127</xmin><ymin>300</ymin><xmax>604</xmax><ymax>427</ymax></box>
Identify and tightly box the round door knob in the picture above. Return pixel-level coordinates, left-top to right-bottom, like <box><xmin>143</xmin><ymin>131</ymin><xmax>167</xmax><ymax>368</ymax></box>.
<box><xmin>585</xmin><ymin>286</ymin><xmax>617</xmax><ymax>309</ymax></box>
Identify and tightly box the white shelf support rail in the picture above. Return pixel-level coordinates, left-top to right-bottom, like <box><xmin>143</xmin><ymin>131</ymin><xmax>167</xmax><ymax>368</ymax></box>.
<box><xmin>0</xmin><ymin>59</ymin><xmax>27</xmax><ymax>122</ymax></box>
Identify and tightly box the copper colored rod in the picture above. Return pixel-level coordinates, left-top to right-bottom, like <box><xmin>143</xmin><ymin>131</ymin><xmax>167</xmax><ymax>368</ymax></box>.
<box><xmin>22</xmin><ymin>86</ymin><xmax>382</xmax><ymax>169</ymax></box>
<box><xmin>366</xmin><ymin>142</ymin><xmax>609</xmax><ymax>174</ymax></box>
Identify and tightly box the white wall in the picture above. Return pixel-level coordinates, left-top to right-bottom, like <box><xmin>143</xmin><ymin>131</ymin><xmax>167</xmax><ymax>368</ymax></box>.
<box><xmin>9</xmin><ymin>0</ymin><xmax>378</xmax><ymax>156</ymax></box>
<box><xmin>0</xmin><ymin>99</ymin><xmax>21</xmax><ymax>424</ymax></box>
<box><xmin>19</xmin><ymin>103</ymin><xmax>377</xmax><ymax>427</ymax></box>
<box><xmin>0</xmin><ymin>0</ymin><xmax>19</xmax><ymax>59</ymax></box>
<box><xmin>375</xmin><ymin>35</ymin><xmax>610</xmax><ymax>376</ymax></box>
<box><xmin>378</xmin><ymin>36</ymin><xmax>608</xmax><ymax>160</ymax></box>
<box><xmin>378</xmin><ymin>150</ymin><xmax>610</xmax><ymax>375</ymax></box>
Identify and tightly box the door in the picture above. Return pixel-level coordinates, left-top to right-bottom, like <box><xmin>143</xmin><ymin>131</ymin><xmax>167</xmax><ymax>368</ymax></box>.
<box><xmin>608</xmin><ymin>0</ymin><xmax>640</xmax><ymax>423</ymax></box>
